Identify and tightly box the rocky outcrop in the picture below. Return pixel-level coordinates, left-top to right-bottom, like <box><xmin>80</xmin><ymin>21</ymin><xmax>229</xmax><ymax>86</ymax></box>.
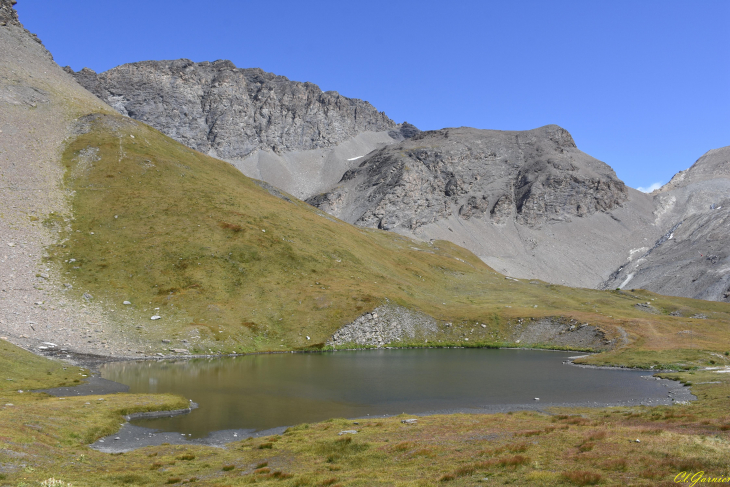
<box><xmin>510</xmin><ymin>317</ymin><xmax>614</xmax><ymax>350</ymax></box>
<box><xmin>67</xmin><ymin>60</ymin><xmax>396</xmax><ymax>160</ymax></box>
<box><xmin>309</xmin><ymin>125</ymin><xmax>628</xmax><ymax>231</ymax></box>
<box><xmin>1</xmin><ymin>0</ymin><xmax>49</xmax><ymax>49</ymax></box>
<box><xmin>0</xmin><ymin>0</ymin><xmax>19</xmax><ymax>27</ymax></box>
<box><xmin>327</xmin><ymin>305</ymin><xmax>439</xmax><ymax>347</ymax></box>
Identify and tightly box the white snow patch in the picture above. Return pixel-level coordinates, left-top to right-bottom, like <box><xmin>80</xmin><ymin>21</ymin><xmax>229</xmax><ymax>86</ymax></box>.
<box><xmin>637</xmin><ymin>182</ymin><xmax>663</xmax><ymax>193</ymax></box>
<box><xmin>347</xmin><ymin>156</ymin><xmax>364</xmax><ymax>161</ymax></box>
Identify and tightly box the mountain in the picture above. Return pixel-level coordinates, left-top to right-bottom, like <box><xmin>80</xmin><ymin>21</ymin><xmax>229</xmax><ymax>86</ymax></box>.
<box><xmin>68</xmin><ymin>61</ymin><xmax>418</xmax><ymax>199</ymax></box>
<box><xmin>307</xmin><ymin>125</ymin><xmax>664</xmax><ymax>289</ymax></box>
<box><xmin>601</xmin><ymin>146</ymin><xmax>730</xmax><ymax>301</ymax></box>
<box><xmin>68</xmin><ymin>53</ymin><xmax>730</xmax><ymax>303</ymax></box>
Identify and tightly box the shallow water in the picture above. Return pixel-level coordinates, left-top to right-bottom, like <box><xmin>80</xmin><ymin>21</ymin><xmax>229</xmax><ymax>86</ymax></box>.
<box><xmin>100</xmin><ymin>348</ymin><xmax>675</xmax><ymax>438</ymax></box>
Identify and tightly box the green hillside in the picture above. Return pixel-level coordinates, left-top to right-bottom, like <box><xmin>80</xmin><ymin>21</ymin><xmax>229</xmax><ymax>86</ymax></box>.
<box><xmin>50</xmin><ymin>113</ymin><xmax>730</xmax><ymax>366</ymax></box>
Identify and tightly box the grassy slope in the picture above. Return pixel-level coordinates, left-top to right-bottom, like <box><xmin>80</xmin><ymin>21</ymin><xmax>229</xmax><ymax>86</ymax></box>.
<box><xmin>49</xmin><ymin>113</ymin><xmax>730</xmax><ymax>368</ymax></box>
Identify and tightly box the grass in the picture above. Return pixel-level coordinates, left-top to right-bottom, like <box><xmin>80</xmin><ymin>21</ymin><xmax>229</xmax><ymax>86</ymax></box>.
<box><xmin>0</xmin><ymin>339</ymin><xmax>85</xmax><ymax>392</ymax></box>
<box><xmin>1</xmin><ymin>324</ymin><xmax>730</xmax><ymax>485</ymax></box>
<box><xmin>44</xmin><ymin>112</ymin><xmax>730</xmax><ymax>370</ymax></box>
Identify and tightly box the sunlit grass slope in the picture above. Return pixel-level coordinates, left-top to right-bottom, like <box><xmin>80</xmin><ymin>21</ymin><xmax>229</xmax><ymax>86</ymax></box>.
<box><xmin>51</xmin><ymin>113</ymin><xmax>730</xmax><ymax>365</ymax></box>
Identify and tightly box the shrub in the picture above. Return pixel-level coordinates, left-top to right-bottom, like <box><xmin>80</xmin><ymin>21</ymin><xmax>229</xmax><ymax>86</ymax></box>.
<box><xmin>266</xmin><ymin>471</ymin><xmax>293</xmax><ymax>479</ymax></box>
<box><xmin>258</xmin><ymin>442</ymin><xmax>274</xmax><ymax>449</ymax></box>
<box><xmin>562</xmin><ymin>470</ymin><xmax>602</xmax><ymax>485</ymax></box>
<box><xmin>393</xmin><ymin>441</ymin><xmax>416</xmax><ymax>452</ymax></box>
<box><xmin>639</xmin><ymin>468</ymin><xmax>663</xmax><ymax>479</ymax></box>
<box><xmin>586</xmin><ymin>430</ymin><xmax>606</xmax><ymax>441</ymax></box>
<box><xmin>114</xmin><ymin>474</ymin><xmax>151</xmax><ymax>485</ymax></box>
<box><xmin>176</xmin><ymin>453</ymin><xmax>195</xmax><ymax>461</ymax></box>
<box><xmin>601</xmin><ymin>458</ymin><xmax>627</xmax><ymax>471</ymax></box>
<box><xmin>498</xmin><ymin>455</ymin><xmax>530</xmax><ymax>467</ymax></box>
<box><xmin>578</xmin><ymin>442</ymin><xmax>595</xmax><ymax>452</ymax></box>
<box><xmin>664</xmin><ymin>457</ymin><xmax>704</xmax><ymax>471</ymax></box>
<box><xmin>222</xmin><ymin>464</ymin><xmax>235</xmax><ymax>471</ymax></box>
<box><xmin>519</xmin><ymin>429</ymin><xmax>542</xmax><ymax>437</ymax></box>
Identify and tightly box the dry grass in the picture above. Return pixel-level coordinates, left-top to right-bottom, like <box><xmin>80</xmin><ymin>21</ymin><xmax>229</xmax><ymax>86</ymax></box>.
<box><xmin>562</xmin><ymin>470</ymin><xmax>602</xmax><ymax>485</ymax></box>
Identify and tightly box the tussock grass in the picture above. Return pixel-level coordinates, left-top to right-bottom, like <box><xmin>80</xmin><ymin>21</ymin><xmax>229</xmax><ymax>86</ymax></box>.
<box><xmin>562</xmin><ymin>470</ymin><xmax>602</xmax><ymax>485</ymax></box>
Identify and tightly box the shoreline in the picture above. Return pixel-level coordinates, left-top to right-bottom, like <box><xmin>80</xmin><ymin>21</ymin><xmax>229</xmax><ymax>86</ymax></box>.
<box><xmin>90</xmin><ymin>383</ymin><xmax>695</xmax><ymax>453</ymax></box>
<box><xmin>28</xmin><ymin>347</ymin><xmax>698</xmax><ymax>454</ymax></box>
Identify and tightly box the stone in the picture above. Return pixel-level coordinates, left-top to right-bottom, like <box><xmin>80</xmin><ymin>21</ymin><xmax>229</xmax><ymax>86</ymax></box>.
<box><xmin>338</xmin><ymin>430</ymin><xmax>358</xmax><ymax>435</ymax></box>
<box><xmin>151</xmin><ymin>315</ymin><xmax>161</xmax><ymax>320</ymax></box>
<box><xmin>401</xmin><ymin>418</ymin><xmax>418</xmax><ymax>424</ymax></box>
<box><xmin>123</xmin><ymin>301</ymin><xmax>131</xmax><ymax>305</ymax></box>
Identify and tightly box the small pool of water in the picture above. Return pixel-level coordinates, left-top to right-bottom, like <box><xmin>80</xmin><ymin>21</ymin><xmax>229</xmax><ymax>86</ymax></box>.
<box><xmin>100</xmin><ymin>349</ymin><xmax>678</xmax><ymax>438</ymax></box>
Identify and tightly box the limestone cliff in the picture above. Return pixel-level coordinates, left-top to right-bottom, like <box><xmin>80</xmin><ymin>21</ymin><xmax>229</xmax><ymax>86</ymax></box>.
<box><xmin>67</xmin><ymin>60</ymin><xmax>396</xmax><ymax>160</ymax></box>
<box><xmin>308</xmin><ymin>125</ymin><xmax>628</xmax><ymax>231</ymax></box>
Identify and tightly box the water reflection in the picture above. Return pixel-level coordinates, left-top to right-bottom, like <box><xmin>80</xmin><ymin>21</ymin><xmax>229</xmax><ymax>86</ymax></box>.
<box><xmin>101</xmin><ymin>349</ymin><xmax>670</xmax><ymax>438</ymax></box>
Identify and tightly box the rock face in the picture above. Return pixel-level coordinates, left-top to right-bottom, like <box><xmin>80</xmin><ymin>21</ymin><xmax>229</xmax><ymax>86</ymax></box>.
<box><xmin>601</xmin><ymin>146</ymin><xmax>730</xmax><ymax>301</ymax></box>
<box><xmin>67</xmin><ymin>60</ymin><xmax>396</xmax><ymax>159</ymax></box>
<box><xmin>0</xmin><ymin>0</ymin><xmax>19</xmax><ymax>27</ymax></box>
<box><xmin>327</xmin><ymin>304</ymin><xmax>438</xmax><ymax>348</ymax></box>
<box><xmin>309</xmin><ymin>125</ymin><xmax>627</xmax><ymax>230</ymax></box>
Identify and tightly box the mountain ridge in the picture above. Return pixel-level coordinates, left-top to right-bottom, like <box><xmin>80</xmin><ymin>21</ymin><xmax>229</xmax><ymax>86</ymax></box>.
<box><xmin>67</xmin><ymin>59</ymin><xmax>397</xmax><ymax>159</ymax></box>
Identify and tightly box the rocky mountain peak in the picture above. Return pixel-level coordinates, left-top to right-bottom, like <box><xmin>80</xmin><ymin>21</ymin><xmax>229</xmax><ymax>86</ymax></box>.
<box><xmin>657</xmin><ymin>145</ymin><xmax>730</xmax><ymax>193</ymax></box>
<box><xmin>68</xmin><ymin>59</ymin><xmax>397</xmax><ymax>160</ymax></box>
<box><xmin>309</xmin><ymin>124</ymin><xmax>627</xmax><ymax>230</ymax></box>
<box><xmin>0</xmin><ymin>0</ymin><xmax>19</xmax><ymax>27</ymax></box>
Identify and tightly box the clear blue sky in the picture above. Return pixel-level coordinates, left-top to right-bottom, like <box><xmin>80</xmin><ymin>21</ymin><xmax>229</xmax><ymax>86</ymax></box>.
<box><xmin>18</xmin><ymin>0</ymin><xmax>729</xmax><ymax>190</ymax></box>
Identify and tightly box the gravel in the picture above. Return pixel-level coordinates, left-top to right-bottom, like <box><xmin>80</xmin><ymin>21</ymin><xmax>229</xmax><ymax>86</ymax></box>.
<box><xmin>0</xmin><ymin>21</ymin><xmax>137</xmax><ymax>359</ymax></box>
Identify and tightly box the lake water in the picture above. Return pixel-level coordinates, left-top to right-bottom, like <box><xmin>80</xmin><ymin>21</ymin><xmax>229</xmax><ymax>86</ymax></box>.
<box><xmin>100</xmin><ymin>349</ymin><xmax>679</xmax><ymax>439</ymax></box>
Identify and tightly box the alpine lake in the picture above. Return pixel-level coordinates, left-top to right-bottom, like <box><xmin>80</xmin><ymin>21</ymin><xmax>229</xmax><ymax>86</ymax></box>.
<box><xmin>98</xmin><ymin>348</ymin><xmax>687</xmax><ymax>442</ymax></box>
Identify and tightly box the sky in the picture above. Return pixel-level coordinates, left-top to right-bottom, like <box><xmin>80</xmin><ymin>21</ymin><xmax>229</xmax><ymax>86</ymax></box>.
<box><xmin>17</xmin><ymin>0</ymin><xmax>729</xmax><ymax>190</ymax></box>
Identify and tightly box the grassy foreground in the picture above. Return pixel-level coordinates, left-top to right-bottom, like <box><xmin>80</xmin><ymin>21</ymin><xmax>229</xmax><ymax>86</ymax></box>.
<box><xmin>45</xmin><ymin>112</ymin><xmax>730</xmax><ymax>369</ymax></box>
<box><xmin>1</xmin><ymin>340</ymin><xmax>729</xmax><ymax>486</ymax></box>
